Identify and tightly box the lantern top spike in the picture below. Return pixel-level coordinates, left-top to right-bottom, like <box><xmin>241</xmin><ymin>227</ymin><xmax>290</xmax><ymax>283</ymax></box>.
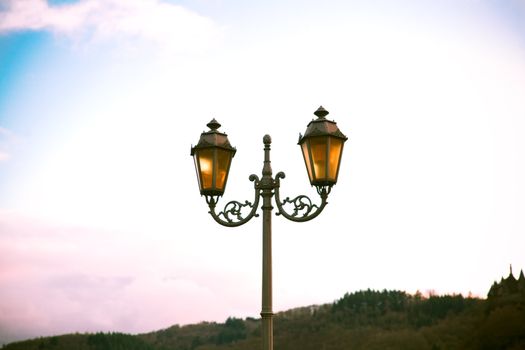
<box><xmin>314</xmin><ymin>106</ymin><xmax>329</xmax><ymax>119</ymax></box>
<box><xmin>207</xmin><ymin>118</ymin><xmax>221</xmax><ymax>131</ymax></box>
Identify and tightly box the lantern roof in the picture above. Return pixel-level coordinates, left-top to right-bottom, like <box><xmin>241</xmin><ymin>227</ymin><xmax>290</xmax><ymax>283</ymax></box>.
<box><xmin>191</xmin><ymin>119</ymin><xmax>236</xmax><ymax>155</ymax></box>
<box><xmin>298</xmin><ymin>106</ymin><xmax>348</xmax><ymax>144</ymax></box>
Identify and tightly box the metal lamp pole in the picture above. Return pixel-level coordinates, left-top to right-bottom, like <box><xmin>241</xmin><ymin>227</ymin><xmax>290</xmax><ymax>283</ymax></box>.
<box><xmin>191</xmin><ymin>107</ymin><xmax>347</xmax><ymax>350</ymax></box>
<box><xmin>260</xmin><ymin>135</ymin><xmax>275</xmax><ymax>350</ymax></box>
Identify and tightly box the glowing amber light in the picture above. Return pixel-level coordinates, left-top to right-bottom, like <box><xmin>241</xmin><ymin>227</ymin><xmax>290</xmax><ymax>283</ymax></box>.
<box><xmin>301</xmin><ymin>142</ymin><xmax>313</xmax><ymax>181</ymax></box>
<box><xmin>309</xmin><ymin>136</ymin><xmax>328</xmax><ymax>180</ymax></box>
<box><xmin>328</xmin><ymin>137</ymin><xmax>343</xmax><ymax>180</ymax></box>
<box><xmin>299</xmin><ymin>106</ymin><xmax>347</xmax><ymax>188</ymax></box>
<box><xmin>197</xmin><ymin>149</ymin><xmax>214</xmax><ymax>190</ymax></box>
<box><xmin>191</xmin><ymin>119</ymin><xmax>236</xmax><ymax>196</ymax></box>
<box><xmin>215</xmin><ymin>149</ymin><xmax>231</xmax><ymax>191</ymax></box>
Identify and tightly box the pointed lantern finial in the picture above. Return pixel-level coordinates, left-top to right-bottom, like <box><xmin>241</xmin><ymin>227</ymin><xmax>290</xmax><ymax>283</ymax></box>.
<box><xmin>207</xmin><ymin>118</ymin><xmax>221</xmax><ymax>131</ymax></box>
<box><xmin>314</xmin><ymin>106</ymin><xmax>329</xmax><ymax>119</ymax></box>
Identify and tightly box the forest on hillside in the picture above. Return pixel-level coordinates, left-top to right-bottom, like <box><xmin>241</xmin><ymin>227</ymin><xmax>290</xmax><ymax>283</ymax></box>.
<box><xmin>4</xmin><ymin>285</ymin><xmax>525</xmax><ymax>350</ymax></box>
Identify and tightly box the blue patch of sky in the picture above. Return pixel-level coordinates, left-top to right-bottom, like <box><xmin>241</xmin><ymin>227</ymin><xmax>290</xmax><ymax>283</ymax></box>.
<box><xmin>0</xmin><ymin>32</ymin><xmax>49</xmax><ymax>197</ymax></box>
<box><xmin>47</xmin><ymin>0</ymin><xmax>81</xmax><ymax>5</ymax></box>
<box><xmin>0</xmin><ymin>31</ymin><xmax>99</xmax><ymax>203</ymax></box>
<box><xmin>489</xmin><ymin>0</ymin><xmax>525</xmax><ymax>45</ymax></box>
<box><xmin>0</xmin><ymin>32</ymin><xmax>49</xmax><ymax>128</ymax></box>
<box><xmin>3</xmin><ymin>45</ymin><xmax>99</xmax><ymax>134</ymax></box>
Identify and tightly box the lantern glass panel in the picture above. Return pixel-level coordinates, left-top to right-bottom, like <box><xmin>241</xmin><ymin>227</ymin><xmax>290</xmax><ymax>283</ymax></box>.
<box><xmin>328</xmin><ymin>137</ymin><xmax>343</xmax><ymax>180</ymax></box>
<box><xmin>193</xmin><ymin>155</ymin><xmax>202</xmax><ymax>190</ymax></box>
<box><xmin>309</xmin><ymin>136</ymin><xmax>328</xmax><ymax>180</ymax></box>
<box><xmin>301</xmin><ymin>142</ymin><xmax>313</xmax><ymax>182</ymax></box>
<box><xmin>197</xmin><ymin>149</ymin><xmax>214</xmax><ymax>190</ymax></box>
<box><xmin>215</xmin><ymin>148</ymin><xmax>232</xmax><ymax>191</ymax></box>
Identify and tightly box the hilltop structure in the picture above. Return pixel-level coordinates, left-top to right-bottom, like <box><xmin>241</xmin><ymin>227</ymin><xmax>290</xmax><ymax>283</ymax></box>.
<box><xmin>487</xmin><ymin>265</ymin><xmax>525</xmax><ymax>298</ymax></box>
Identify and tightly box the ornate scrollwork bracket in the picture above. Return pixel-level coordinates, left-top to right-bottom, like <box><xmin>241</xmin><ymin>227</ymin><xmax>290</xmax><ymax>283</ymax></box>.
<box><xmin>206</xmin><ymin>174</ymin><xmax>261</xmax><ymax>227</ymax></box>
<box><xmin>274</xmin><ymin>172</ymin><xmax>329</xmax><ymax>222</ymax></box>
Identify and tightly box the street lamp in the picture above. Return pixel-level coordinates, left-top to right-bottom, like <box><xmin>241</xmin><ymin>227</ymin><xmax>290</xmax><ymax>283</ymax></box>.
<box><xmin>191</xmin><ymin>106</ymin><xmax>348</xmax><ymax>350</ymax></box>
<box><xmin>191</xmin><ymin>118</ymin><xmax>236</xmax><ymax>197</ymax></box>
<box><xmin>299</xmin><ymin>106</ymin><xmax>347</xmax><ymax>191</ymax></box>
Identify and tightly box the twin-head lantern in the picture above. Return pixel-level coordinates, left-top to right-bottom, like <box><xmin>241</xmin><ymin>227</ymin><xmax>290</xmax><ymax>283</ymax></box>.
<box><xmin>191</xmin><ymin>119</ymin><xmax>236</xmax><ymax>196</ymax></box>
<box><xmin>299</xmin><ymin>106</ymin><xmax>348</xmax><ymax>190</ymax></box>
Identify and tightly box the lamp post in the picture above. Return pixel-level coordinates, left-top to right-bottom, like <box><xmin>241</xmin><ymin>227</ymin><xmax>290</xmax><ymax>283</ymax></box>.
<box><xmin>191</xmin><ymin>106</ymin><xmax>347</xmax><ymax>350</ymax></box>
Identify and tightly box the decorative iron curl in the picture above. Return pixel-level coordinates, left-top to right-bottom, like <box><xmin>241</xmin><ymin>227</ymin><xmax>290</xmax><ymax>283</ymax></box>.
<box><xmin>218</xmin><ymin>200</ymin><xmax>258</xmax><ymax>223</ymax></box>
<box><xmin>207</xmin><ymin>174</ymin><xmax>261</xmax><ymax>227</ymax></box>
<box><xmin>274</xmin><ymin>171</ymin><xmax>329</xmax><ymax>222</ymax></box>
<box><xmin>280</xmin><ymin>195</ymin><xmax>318</xmax><ymax>217</ymax></box>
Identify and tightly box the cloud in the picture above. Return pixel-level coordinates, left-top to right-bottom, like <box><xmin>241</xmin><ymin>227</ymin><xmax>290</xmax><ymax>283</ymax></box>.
<box><xmin>0</xmin><ymin>0</ymin><xmax>220</xmax><ymax>51</ymax></box>
<box><xmin>0</xmin><ymin>152</ymin><xmax>9</xmax><ymax>162</ymax></box>
<box><xmin>0</xmin><ymin>127</ymin><xmax>12</xmax><ymax>136</ymax></box>
<box><xmin>47</xmin><ymin>274</ymin><xmax>135</xmax><ymax>302</ymax></box>
<box><xmin>0</xmin><ymin>210</ymin><xmax>255</xmax><ymax>345</ymax></box>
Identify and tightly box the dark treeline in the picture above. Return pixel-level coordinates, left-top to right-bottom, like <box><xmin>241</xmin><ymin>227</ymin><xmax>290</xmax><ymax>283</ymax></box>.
<box><xmin>2</xmin><ymin>333</ymin><xmax>154</xmax><ymax>350</ymax></box>
<box><xmin>4</xmin><ymin>286</ymin><xmax>525</xmax><ymax>350</ymax></box>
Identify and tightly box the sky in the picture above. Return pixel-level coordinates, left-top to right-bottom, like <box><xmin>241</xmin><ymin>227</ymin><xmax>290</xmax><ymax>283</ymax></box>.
<box><xmin>1</xmin><ymin>0</ymin><xmax>525</xmax><ymax>345</ymax></box>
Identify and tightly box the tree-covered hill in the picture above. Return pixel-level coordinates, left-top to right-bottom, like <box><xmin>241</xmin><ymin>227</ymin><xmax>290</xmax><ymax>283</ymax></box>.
<box><xmin>4</xmin><ymin>279</ymin><xmax>525</xmax><ymax>350</ymax></box>
<box><xmin>2</xmin><ymin>333</ymin><xmax>155</xmax><ymax>350</ymax></box>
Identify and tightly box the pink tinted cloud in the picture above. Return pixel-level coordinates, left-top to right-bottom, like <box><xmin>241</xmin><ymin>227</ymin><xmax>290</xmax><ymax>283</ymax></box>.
<box><xmin>0</xmin><ymin>152</ymin><xmax>9</xmax><ymax>162</ymax></box>
<box><xmin>0</xmin><ymin>211</ymin><xmax>251</xmax><ymax>346</ymax></box>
